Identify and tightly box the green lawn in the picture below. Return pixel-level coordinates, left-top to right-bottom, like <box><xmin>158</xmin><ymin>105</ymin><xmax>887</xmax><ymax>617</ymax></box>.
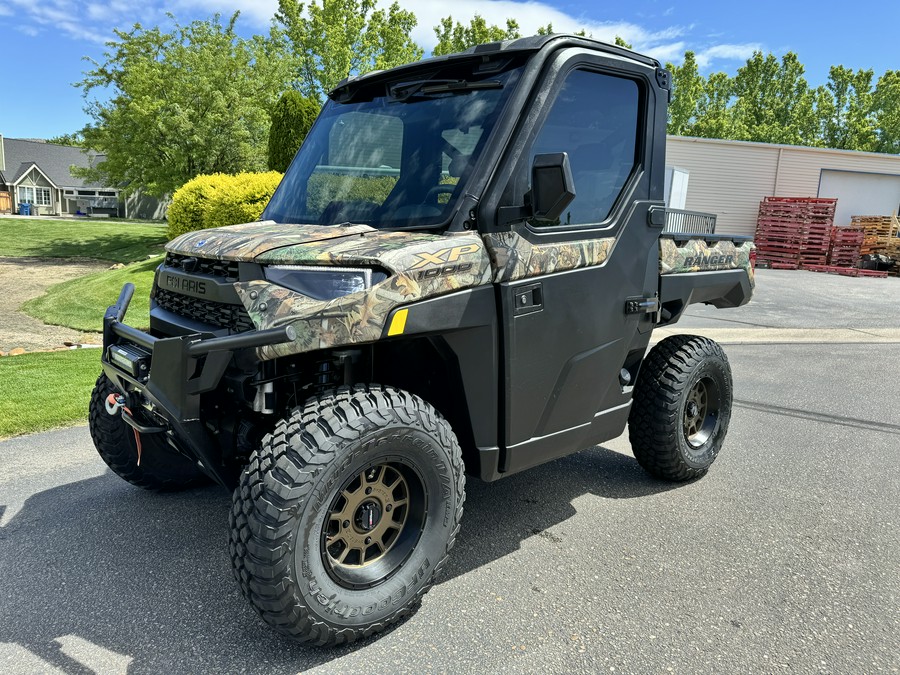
<box><xmin>23</xmin><ymin>257</ymin><xmax>159</xmax><ymax>332</ymax></box>
<box><xmin>0</xmin><ymin>349</ymin><xmax>101</xmax><ymax>438</ymax></box>
<box><xmin>0</xmin><ymin>217</ymin><xmax>167</xmax><ymax>263</ymax></box>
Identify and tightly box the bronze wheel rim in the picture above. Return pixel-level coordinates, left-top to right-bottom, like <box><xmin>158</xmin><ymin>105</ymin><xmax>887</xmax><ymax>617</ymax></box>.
<box><xmin>683</xmin><ymin>376</ymin><xmax>720</xmax><ymax>449</ymax></box>
<box><xmin>321</xmin><ymin>460</ymin><xmax>426</xmax><ymax>589</ymax></box>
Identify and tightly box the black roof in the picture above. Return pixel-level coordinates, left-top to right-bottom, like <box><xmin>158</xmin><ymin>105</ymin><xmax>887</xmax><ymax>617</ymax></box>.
<box><xmin>0</xmin><ymin>137</ymin><xmax>109</xmax><ymax>188</ymax></box>
<box><xmin>330</xmin><ymin>33</ymin><xmax>660</xmax><ymax>97</ymax></box>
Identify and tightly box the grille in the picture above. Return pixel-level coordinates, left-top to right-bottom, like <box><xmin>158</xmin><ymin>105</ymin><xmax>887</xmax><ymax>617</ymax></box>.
<box><xmin>155</xmin><ymin>288</ymin><xmax>255</xmax><ymax>332</ymax></box>
<box><xmin>165</xmin><ymin>253</ymin><xmax>240</xmax><ymax>281</ymax></box>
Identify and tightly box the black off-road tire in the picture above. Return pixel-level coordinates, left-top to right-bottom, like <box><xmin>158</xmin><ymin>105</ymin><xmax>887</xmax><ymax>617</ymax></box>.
<box><xmin>628</xmin><ymin>335</ymin><xmax>733</xmax><ymax>481</ymax></box>
<box><xmin>88</xmin><ymin>373</ymin><xmax>208</xmax><ymax>491</ymax></box>
<box><xmin>229</xmin><ymin>384</ymin><xmax>465</xmax><ymax>646</ymax></box>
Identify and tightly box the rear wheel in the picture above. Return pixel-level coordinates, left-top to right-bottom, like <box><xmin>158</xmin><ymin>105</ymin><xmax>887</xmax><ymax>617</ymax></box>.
<box><xmin>628</xmin><ymin>335</ymin><xmax>733</xmax><ymax>481</ymax></box>
<box><xmin>229</xmin><ymin>384</ymin><xmax>465</xmax><ymax>646</ymax></box>
<box><xmin>88</xmin><ymin>373</ymin><xmax>208</xmax><ymax>491</ymax></box>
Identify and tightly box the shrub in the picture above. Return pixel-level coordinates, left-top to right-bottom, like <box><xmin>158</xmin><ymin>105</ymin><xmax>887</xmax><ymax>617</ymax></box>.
<box><xmin>167</xmin><ymin>173</ymin><xmax>229</xmax><ymax>239</ymax></box>
<box><xmin>167</xmin><ymin>171</ymin><xmax>283</xmax><ymax>239</ymax></box>
<box><xmin>307</xmin><ymin>174</ymin><xmax>398</xmax><ymax>215</ymax></box>
<box><xmin>203</xmin><ymin>171</ymin><xmax>284</xmax><ymax>230</ymax></box>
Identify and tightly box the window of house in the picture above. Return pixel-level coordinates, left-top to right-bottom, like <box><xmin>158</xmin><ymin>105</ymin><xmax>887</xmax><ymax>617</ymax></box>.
<box><xmin>19</xmin><ymin>186</ymin><xmax>52</xmax><ymax>206</ymax></box>
<box><xmin>526</xmin><ymin>69</ymin><xmax>641</xmax><ymax>227</ymax></box>
<box><xmin>98</xmin><ymin>191</ymin><xmax>116</xmax><ymax>197</ymax></box>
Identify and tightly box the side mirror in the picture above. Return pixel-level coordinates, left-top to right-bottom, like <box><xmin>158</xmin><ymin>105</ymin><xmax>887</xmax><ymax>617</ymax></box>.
<box><xmin>531</xmin><ymin>152</ymin><xmax>576</xmax><ymax>221</ymax></box>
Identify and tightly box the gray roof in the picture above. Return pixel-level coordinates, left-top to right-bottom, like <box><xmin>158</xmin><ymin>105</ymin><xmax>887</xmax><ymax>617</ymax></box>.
<box><xmin>0</xmin><ymin>137</ymin><xmax>110</xmax><ymax>188</ymax></box>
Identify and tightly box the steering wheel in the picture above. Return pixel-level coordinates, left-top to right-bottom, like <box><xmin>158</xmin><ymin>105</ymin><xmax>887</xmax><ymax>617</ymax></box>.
<box><xmin>424</xmin><ymin>185</ymin><xmax>457</xmax><ymax>204</ymax></box>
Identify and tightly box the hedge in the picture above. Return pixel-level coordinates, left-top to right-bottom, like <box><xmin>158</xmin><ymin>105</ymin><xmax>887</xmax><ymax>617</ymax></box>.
<box><xmin>167</xmin><ymin>171</ymin><xmax>283</xmax><ymax>239</ymax></box>
<box><xmin>307</xmin><ymin>174</ymin><xmax>398</xmax><ymax>214</ymax></box>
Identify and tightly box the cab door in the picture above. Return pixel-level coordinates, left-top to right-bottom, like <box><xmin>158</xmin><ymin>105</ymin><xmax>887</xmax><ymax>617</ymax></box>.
<box><xmin>481</xmin><ymin>49</ymin><xmax>668</xmax><ymax>475</ymax></box>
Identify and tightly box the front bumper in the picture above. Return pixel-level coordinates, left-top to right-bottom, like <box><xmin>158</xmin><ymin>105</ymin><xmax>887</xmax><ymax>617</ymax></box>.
<box><xmin>101</xmin><ymin>283</ymin><xmax>296</xmax><ymax>487</ymax></box>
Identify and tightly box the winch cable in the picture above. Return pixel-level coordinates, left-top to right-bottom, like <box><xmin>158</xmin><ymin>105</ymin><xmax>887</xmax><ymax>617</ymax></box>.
<box><xmin>105</xmin><ymin>393</ymin><xmax>144</xmax><ymax>466</ymax></box>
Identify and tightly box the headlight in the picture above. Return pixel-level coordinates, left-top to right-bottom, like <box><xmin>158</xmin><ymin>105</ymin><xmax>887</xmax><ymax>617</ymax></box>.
<box><xmin>264</xmin><ymin>265</ymin><xmax>383</xmax><ymax>301</ymax></box>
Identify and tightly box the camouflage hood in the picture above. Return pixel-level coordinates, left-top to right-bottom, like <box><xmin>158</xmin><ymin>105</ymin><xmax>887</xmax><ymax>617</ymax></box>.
<box><xmin>166</xmin><ymin>220</ymin><xmax>377</xmax><ymax>262</ymax></box>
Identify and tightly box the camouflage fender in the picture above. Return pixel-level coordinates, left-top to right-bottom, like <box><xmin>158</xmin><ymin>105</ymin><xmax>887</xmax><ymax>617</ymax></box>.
<box><xmin>234</xmin><ymin>232</ymin><xmax>492</xmax><ymax>359</ymax></box>
<box><xmin>482</xmin><ymin>231</ymin><xmax>616</xmax><ymax>282</ymax></box>
<box><xmin>660</xmin><ymin>238</ymin><xmax>755</xmax><ymax>286</ymax></box>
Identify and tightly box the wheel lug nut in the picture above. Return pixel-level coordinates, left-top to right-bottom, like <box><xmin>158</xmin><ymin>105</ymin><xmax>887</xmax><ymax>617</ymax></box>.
<box><xmin>385</xmin><ymin>504</ymin><xmax>392</xmax><ymax>512</ymax></box>
<box><xmin>342</xmin><ymin>520</ymin><xmax>350</xmax><ymax>528</ymax></box>
<box><xmin>365</xmin><ymin>487</ymin><xmax>373</xmax><ymax>495</ymax></box>
<box><xmin>365</xmin><ymin>537</ymin><xmax>372</xmax><ymax>545</ymax></box>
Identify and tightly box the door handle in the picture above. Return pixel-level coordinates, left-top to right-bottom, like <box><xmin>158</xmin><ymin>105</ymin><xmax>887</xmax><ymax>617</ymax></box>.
<box><xmin>513</xmin><ymin>282</ymin><xmax>543</xmax><ymax>316</ymax></box>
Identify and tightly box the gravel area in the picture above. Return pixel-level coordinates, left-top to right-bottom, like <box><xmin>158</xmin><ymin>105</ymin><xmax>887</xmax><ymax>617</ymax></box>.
<box><xmin>0</xmin><ymin>256</ymin><xmax>108</xmax><ymax>353</ymax></box>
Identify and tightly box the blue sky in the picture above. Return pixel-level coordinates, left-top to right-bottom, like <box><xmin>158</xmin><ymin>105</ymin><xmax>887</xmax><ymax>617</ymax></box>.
<box><xmin>1</xmin><ymin>0</ymin><xmax>897</xmax><ymax>139</ymax></box>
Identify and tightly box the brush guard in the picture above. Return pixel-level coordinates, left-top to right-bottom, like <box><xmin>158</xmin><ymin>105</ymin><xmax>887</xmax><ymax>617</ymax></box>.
<box><xmin>100</xmin><ymin>283</ymin><xmax>296</xmax><ymax>488</ymax></box>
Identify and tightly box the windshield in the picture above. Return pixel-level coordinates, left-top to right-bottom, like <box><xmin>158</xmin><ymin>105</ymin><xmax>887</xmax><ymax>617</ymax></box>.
<box><xmin>263</xmin><ymin>61</ymin><xmax>524</xmax><ymax>229</ymax></box>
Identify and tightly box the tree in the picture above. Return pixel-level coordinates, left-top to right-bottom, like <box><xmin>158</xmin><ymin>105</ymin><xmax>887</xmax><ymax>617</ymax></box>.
<box><xmin>666</xmin><ymin>51</ymin><xmax>704</xmax><ymax>136</ymax></box>
<box><xmin>432</xmin><ymin>15</ymin><xmax>521</xmax><ymax>56</ymax></box>
<box><xmin>77</xmin><ymin>13</ymin><xmax>291</xmax><ymax>196</ymax></box>
<box><xmin>873</xmin><ymin>70</ymin><xmax>900</xmax><ymax>154</ymax></box>
<box><xmin>46</xmin><ymin>132</ymin><xmax>85</xmax><ymax>147</ymax></box>
<box><xmin>275</xmin><ymin>0</ymin><xmax>422</xmax><ymax>103</ymax></box>
<box><xmin>730</xmin><ymin>51</ymin><xmax>820</xmax><ymax>146</ymax></box>
<box><xmin>267</xmin><ymin>90</ymin><xmax>320</xmax><ymax>172</ymax></box>
<box><xmin>820</xmin><ymin>66</ymin><xmax>877</xmax><ymax>151</ymax></box>
<box><xmin>692</xmin><ymin>72</ymin><xmax>740</xmax><ymax>140</ymax></box>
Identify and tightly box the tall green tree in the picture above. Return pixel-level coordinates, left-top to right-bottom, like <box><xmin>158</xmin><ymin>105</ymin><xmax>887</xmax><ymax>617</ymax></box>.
<box><xmin>821</xmin><ymin>66</ymin><xmax>877</xmax><ymax>151</ymax></box>
<box><xmin>872</xmin><ymin>70</ymin><xmax>900</xmax><ymax>154</ymax></box>
<box><xmin>666</xmin><ymin>51</ymin><xmax>704</xmax><ymax>136</ymax></box>
<box><xmin>275</xmin><ymin>0</ymin><xmax>422</xmax><ymax>103</ymax></box>
<box><xmin>730</xmin><ymin>51</ymin><xmax>820</xmax><ymax>146</ymax></box>
<box><xmin>691</xmin><ymin>72</ymin><xmax>740</xmax><ymax>140</ymax></box>
<box><xmin>432</xmin><ymin>15</ymin><xmax>521</xmax><ymax>56</ymax></box>
<box><xmin>46</xmin><ymin>132</ymin><xmax>85</xmax><ymax>147</ymax></box>
<box><xmin>267</xmin><ymin>91</ymin><xmax>320</xmax><ymax>172</ymax></box>
<box><xmin>76</xmin><ymin>13</ymin><xmax>290</xmax><ymax>196</ymax></box>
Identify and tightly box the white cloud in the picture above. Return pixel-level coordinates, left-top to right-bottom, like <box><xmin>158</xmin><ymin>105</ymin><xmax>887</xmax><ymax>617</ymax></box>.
<box><xmin>169</xmin><ymin>0</ymin><xmax>690</xmax><ymax>55</ymax></box>
<box><xmin>7</xmin><ymin>0</ymin><xmax>162</xmax><ymax>42</ymax></box>
<box><xmin>694</xmin><ymin>42</ymin><xmax>764</xmax><ymax>68</ymax></box>
<box><xmin>389</xmin><ymin>0</ymin><xmax>688</xmax><ymax>52</ymax></box>
<box><xmin>4</xmin><ymin>0</ymin><xmax>764</xmax><ymax>73</ymax></box>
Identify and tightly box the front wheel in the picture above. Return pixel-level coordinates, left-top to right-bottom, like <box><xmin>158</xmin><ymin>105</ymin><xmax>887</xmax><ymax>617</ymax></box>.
<box><xmin>628</xmin><ymin>335</ymin><xmax>733</xmax><ymax>481</ymax></box>
<box><xmin>229</xmin><ymin>384</ymin><xmax>465</xmax><ymax>646</ymax></box>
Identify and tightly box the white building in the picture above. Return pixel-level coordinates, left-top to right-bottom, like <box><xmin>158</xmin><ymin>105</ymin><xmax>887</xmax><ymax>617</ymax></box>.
<box><xmin>666</xmin><ymin>136</ymin><xmax>900</xmax><ymax>237</ymax></box>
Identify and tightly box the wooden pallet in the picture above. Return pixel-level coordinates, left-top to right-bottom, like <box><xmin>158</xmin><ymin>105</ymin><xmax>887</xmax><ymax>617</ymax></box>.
<box><xmin>828</xmin><ymin>227</ymin><xmax>864</xmax><ymax>267</ymax></box>
<box><xmin>801</xmin><ymin>264</ymin><xmax>889</xmax><ymax>278</ymax></box>
<box><xmin>756</xmin><ymin>197</ymin><xmax>838</xmax><ymax>271</ymax></box>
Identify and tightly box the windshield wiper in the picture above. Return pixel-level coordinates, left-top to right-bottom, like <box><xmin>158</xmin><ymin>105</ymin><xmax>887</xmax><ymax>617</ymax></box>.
<box><xmin>389</xmin><ymin>79</ymin><xmax>502</xmax><ymax>101</ymax></box>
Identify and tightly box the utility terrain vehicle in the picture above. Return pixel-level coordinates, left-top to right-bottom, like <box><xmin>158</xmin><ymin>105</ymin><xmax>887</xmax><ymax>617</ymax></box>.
<box><xmin>90</xmin><ymin>35</ymin><xmax>754</xmax><ymax>645</ymax></box>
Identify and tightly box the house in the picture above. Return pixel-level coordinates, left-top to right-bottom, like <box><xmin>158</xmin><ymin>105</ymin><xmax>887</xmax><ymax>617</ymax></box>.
<box><xmin>0</xmin><ymin>134</ymin><xmax>122</xmax><ymax>216</ymax></box>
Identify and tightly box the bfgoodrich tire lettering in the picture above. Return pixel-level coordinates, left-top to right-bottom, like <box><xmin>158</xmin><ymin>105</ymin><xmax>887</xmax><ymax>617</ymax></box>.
<box><xmin>229</xmin><ymin>384</ymin><xmax>465</xmax><ymax>646</ymax></box>
<box><xmin>628</xmin><ymin>335</ymin><xmax>733</xmax><ymax>481</ymax></box>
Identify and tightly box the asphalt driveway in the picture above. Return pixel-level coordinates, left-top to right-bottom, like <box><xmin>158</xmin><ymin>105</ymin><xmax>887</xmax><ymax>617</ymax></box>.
<box><xmin>1</xmin><ymin>269</ymin><xmax>898</xmax><ymax>673</ymax></box>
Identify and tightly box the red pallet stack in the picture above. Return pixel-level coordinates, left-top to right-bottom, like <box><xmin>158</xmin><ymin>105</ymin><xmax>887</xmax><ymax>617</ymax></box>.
<box><xmin>827</xmin><ymin>227</ymin><xmax>864</xmax><ymax>267</ymax></box>
<box><xmin>755</xmin><ymin>197</ymin><xmax>837</xmax><ymax>269</ymax></box>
